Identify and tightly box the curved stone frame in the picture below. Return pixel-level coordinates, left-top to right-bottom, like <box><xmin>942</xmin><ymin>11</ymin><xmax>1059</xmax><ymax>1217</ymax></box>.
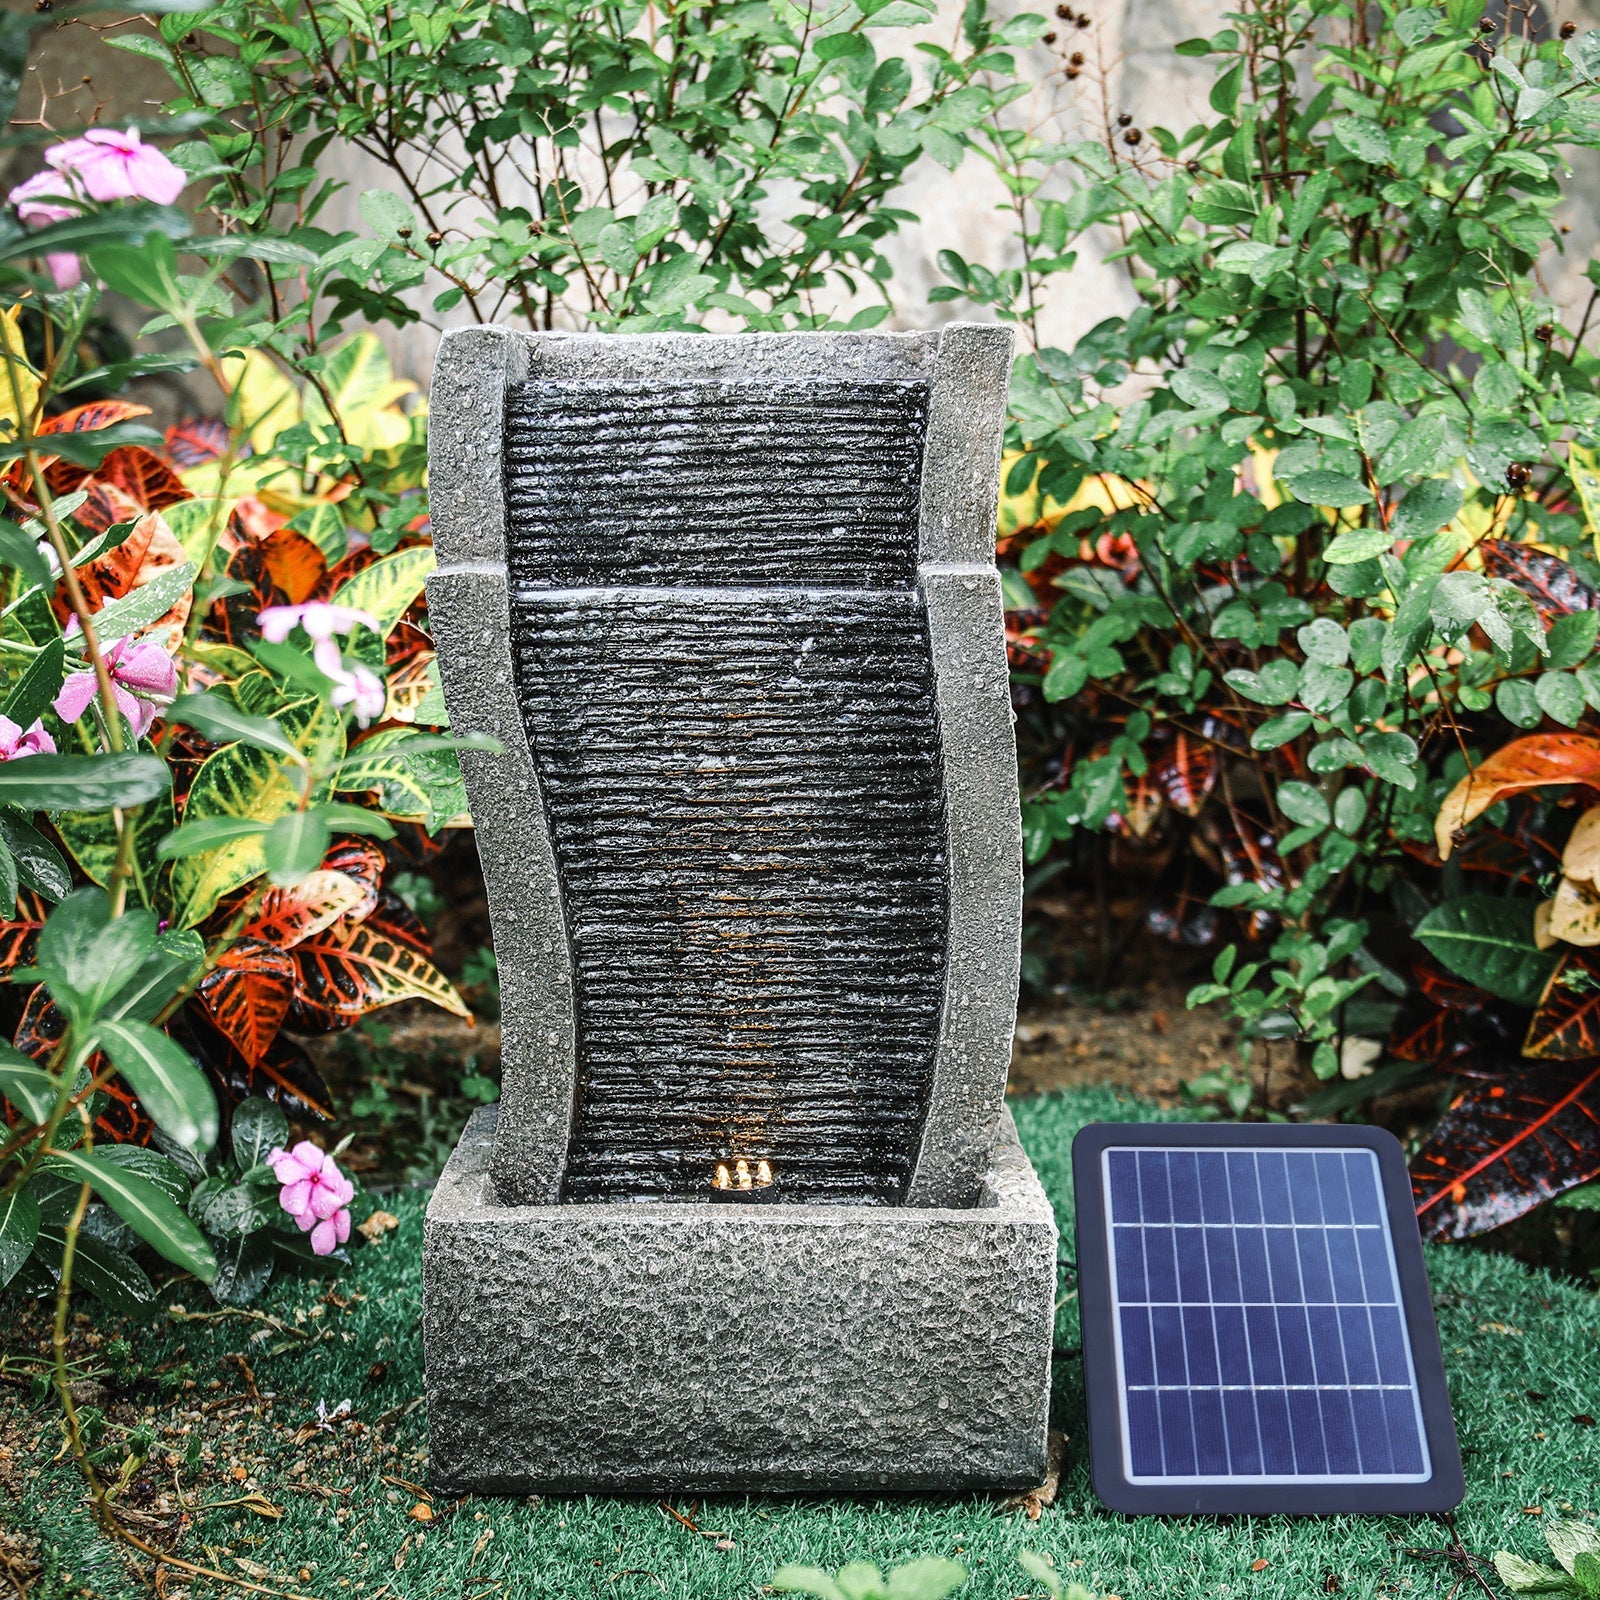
<box><xmin>426</xmin><ymin>323</ymin><xmax>1020</xmax><ymax>1208</ymax></box>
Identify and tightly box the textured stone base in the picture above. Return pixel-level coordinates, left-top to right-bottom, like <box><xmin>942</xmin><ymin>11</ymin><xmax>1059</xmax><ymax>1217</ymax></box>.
<box><xmin>423</xmin><ymin>1105</ymin><xmax>1057</xmax><ymax>1494</ymax></box>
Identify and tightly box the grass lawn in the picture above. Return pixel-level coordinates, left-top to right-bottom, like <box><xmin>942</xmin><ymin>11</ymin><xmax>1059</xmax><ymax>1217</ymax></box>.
<box><xmin>4</xmin><ymin>1086</ymin><xmax>1598</xmax><ymax>1600</ymax></box>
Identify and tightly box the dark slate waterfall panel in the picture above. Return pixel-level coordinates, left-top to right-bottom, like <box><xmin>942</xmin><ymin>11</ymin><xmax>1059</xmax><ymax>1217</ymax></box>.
<box><xmin>501</xmin><ymin>377</ymin><xmax>947</xmax><ymax>1205</ymax></box>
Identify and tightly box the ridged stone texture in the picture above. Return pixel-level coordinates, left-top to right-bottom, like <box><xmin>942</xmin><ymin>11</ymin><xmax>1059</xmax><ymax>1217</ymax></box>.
<box><xmin>504</xmin><ymin>379</ymin><xmax>927</xmax><ymax>587</ymax></box>
<box><xmin>504</xmin><ymin>378</ymin><xmax>948</xmax><ymax>1205</ymax></box>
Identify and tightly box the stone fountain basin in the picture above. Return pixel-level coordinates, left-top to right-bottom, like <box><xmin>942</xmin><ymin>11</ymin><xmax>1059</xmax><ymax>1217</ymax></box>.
<box><xmin>423</xmin><ymin>1103</ymin><xmax>1058</xmax><ymax>1495</ymax></box>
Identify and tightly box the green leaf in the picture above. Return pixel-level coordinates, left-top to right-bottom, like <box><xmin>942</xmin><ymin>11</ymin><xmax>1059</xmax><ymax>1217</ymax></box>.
<box><xmin>0</xmin><ymin>752</ymin><xmax>170</xmax><ymax>812</ymax></box>
<box><xmin>231</xmin><ymin>1096</ymin><xmax>289</xmax><ymax>1171</ymax></box>
<box><xmin>1277</xmin><ymin>781</ymin><xmax>1330</xmax><ymax>828</ymax></box>
<box><xmin>0</xmin><ymin>1187</ymin><xmax>39</xmax><ymax>1287</ymax></box>
<box><xmin>1042</xmin><ymin>653</ymin><xmax>1089</xmax><ymax>701</ymax></box>
<box><xmin>1376</xmin><ymin>414</ymin><xmax>1448</xmax><ymax>481</ymax></box>
<box><xmin>1547</xmin><ymin>611</ymin><xmax>1599</xmax><ymax>671</ymax></box>
<box><xmin>0</xmin><ymin>1044</ymin><xmax>57</xmax><ymax>1122</ymax></box>
<box><xmin>770</xmin><ymin>1569</ymin><xmax>850</xmax><ymax>1600</ymax></box>
<box><xmin>329</xmin><ymin>547</ymin><xmax>434</xmax><ymax>642</ymax></box>
<box><xmin>1389</xmin><ymin>478</ymin><xmax>1463</xmax><ymax>541</ymax></box>
<box><xmin>169</xmin><ymin>698</ymin><xmax>344</xmax><ymax>928</ymax></box>
<box><xmin>1252</xmin><ymin>711</ymin><xmax>1312</xmax><ymax>749</ymax></box>
<box><xmin>1362</xmin><ymin>730</ymin><xmax>1419</xmax><ymax>790</ymax></box>
<box><xmin>1414</xmin><ymin>896</ymin><xmax>1558</xmax><ymax>1007</ymax></box>
<box><xmin>1169</xmin><ymin>369</ymin><xmax>1231</xmax><ymax>411</ymax></box>
<box><xmin>86</xmin><ymin>561</ymin><xmax>196</xmax><ymax>643</ymax></box>
<box><xmin>36</xmin><ymin>889</ymin><xmax>158</xmax><ymax>1029</ymax></box>
<box><xmin>1497</xmin><ymin>678</ymin><xmax>1543</xmax><ymax>729</ymax></box>
<box><xmin>1547</xmin><ymin>1521</ymin><xmax>1600</xmax><ymax>1578</ymax></box>
<box><xmin>157</xmin><ymin>817</ymin><xmax>270</xmax><ymax>859</ymax></box>
<box><xmin>94</xmin><ymin>1018</ymin><xmax>217</xmax><ymax>1154</ymax></box>
<box><xmin>1383</xmin><ymin>576</ymin><xmax>1439</xmax><ymax>683</ymax></box>
<box><xmin>0</xmin><ymin>524</ymin><xmax>51</xmax><ymax>592</ymax></box>
<box><xmin>1334</xmin><ymin>118</ymin><xmax>1392</xmax><ymax>164</ymax></box>
<box><xmin>166</xmin><ymin>691</ymin><xmax>303</xmax><ymax>760</ymax></box>
<box><xmin>1536</xmin><ymin>672</ymin><xmax>1586</xmax><ymax>728</ymax></box>
<box><xmin>3</xmin><ymin>638</ymin><xmax>65</xmax><ymax>730</ymax></box>
<box><xmin>58</xmin><ymin>1230</ymin><xmax>155</xmax><ymax>1311</ymax></box>
<box><xmin>104</xmin><ymin>929</ymin><xmax>205</xmax><ymax>1023</ymax></box>
<box><xmin>0</xmin><ymin>810</ymin><xmax>70</xmax><ymax>901</ymax></box>
<box><xmin>1324</xmin><ymin>527</ymin><xmax>1392</xmax><ymax>564</ymax></box>
<box><xmin>1291</xmin><ymin>471</ymin><xmax>1370</xmax><ymax>507</ymax></box>
<box><xmin>263</xmin><ymin>809</ymin><xmax>331</xmax><ymax>886</ymax></box>
<box><xmin>1491</xmin><ymin>1552</ymin><xmax>1575</xmax><ymax>1595</ymax></box>
<box><xmin>1297</xmin><ymin>618</ymin><xmax>1349</xmax><ymax>665</ymax></box>
<box><xmin>44</xmin><ymin>1147</ymin><xmax>215</xmax><ymax>1281</ymax></box>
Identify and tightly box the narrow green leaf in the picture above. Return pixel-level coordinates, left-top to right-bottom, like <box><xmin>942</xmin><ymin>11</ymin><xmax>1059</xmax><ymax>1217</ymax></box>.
<box><xmin>94</xmin><ymin>1018</ymin><xmax>217</xmax><ymax>1154</ymax></box>
<box><xmin>1414</xmin><ymin>896</ymin><xmax>1557</xmax><ymax>1008</ymax></box>
<box><xmin>0</xmin><ymin>1043</ymin><xmax>56</xmax><ymax>1122</ymax></box>
<box><xmin>166</xmin><ymin>691</ymin><xmax>303</xmax><ymax>759</ymax></box>
<box><xmin>0</xmin><ymin>752</ymin><xmax>171</xmax><ymax>812</ymax></box>
<box><xmin>44</xmin><ymin>1147</ymin><xmax>215</xmax><ymax>1282</ymax></box>
<box><xmin>2</xmin><ymin>638</ymin><xmax>65</xmax><ymax>730</ymax></box>
<box><xmin>0</xmin><ymin>1188</ymin><xmax>40</xmax><ymax>1288</ymax></box>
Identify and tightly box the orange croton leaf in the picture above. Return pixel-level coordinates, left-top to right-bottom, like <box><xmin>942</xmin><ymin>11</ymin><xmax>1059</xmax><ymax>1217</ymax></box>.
<box><xmin>292</xmin><ymin>896</ymin><xmax>471</xmax><ymax>1026</ymax></box>
<box><xmin>197</xmin><ymin>937</ymin><xmax>296</xmax><ymax>1066</ymax></box>
<box><xmin>87</xmin><ymin>446</ymin><xmax>193</xmax><ymax>513</ymax></box>
<box><xmin>72</xmin><ymin>501</ymin><xmax>191</xmax><ymax>622</ymax></box>
<box><xmin>1434</xmin><ymin>735</ymin><xmax>1600</xmax><ymax>859</ymax></box>
<box><xmin>247</xmin><ymin>869</ymin><xmax>374</xmax><ymax>950</ymax></box>
<box><xmin>259</xmin><ymin>526</ymin><xmax>326</xmax><ymax>605</ymax></box>
<box><xmin>37</xmin><ymin>399</ymin><xmax>152</xmax><ymax>436</ymax></box>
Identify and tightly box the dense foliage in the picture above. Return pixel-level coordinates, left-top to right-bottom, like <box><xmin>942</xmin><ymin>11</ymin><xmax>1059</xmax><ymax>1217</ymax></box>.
<box><xmin>938</xmin><ymin>0</ymin><xmax>1600</xmax><ymax>1235</ymax></box>
<box><xmin>122</xmin><ymin>0</ymin><xmax>1034</xmax><ymax>341</ymax></box>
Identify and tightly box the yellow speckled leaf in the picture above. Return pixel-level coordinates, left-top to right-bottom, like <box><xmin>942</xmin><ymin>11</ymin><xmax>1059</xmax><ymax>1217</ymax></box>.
<box><xmin>330</xmin><ymin>547</ymin><xmax>434</xmax><ymax>640</ymax></box>
<box><xmin>169</xmin><ymin>698</ymin><xmax>345</xmax><ymax>928</ymax></box>
<box><xmin>1570</xmin><ymin>442</ymin><xmax>1600</xmax><ymax>555</ymax></box>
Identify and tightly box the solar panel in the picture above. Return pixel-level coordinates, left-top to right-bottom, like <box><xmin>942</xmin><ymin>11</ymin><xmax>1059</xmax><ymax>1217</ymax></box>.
<box><xmin>1073</xmin><ymin>1124</ymin><xmax>1464</xmax><ymax>1514</ymax></box>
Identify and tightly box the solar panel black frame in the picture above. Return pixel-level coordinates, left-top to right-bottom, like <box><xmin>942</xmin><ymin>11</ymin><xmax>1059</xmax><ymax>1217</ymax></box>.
<box><xmin>1072</xmin><ymin>1122</ymin><xmax>1465</xmax><ymax>1515</ymax></box>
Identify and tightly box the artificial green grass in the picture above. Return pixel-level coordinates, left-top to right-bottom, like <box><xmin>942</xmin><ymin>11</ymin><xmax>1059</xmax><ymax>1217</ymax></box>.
<box><xmin>6</xmin><ymin>1086</ymin><xmax>1599</xmax><ymax>1600</ymax></box>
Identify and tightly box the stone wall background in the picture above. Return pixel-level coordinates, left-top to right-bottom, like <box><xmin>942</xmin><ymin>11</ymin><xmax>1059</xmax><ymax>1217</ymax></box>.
<box><xmin>13</xmin><ymin>0</ymin><xmax>1600</xmax><ymax>396</ymax></box>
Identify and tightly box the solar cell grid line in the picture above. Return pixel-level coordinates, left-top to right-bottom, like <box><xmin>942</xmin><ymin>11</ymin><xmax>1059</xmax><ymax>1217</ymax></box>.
<box><xmin>1073</xmin><ymin>1124</ymin><xmax>1465</xmax><ymax>1515</ymax></box>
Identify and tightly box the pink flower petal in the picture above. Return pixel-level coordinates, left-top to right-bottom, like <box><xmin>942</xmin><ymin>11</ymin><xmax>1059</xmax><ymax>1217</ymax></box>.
<box><xmin>45</xmin><ymin>253</ymin><xmax>81</xmax><ymax>290</ymax></box>
<box><xmin>333</xmin><ymin>1208</ymin><xmax>351</xmax><ymax>1244</ymax></box>
<box><xmin>52</xmin><ymin>670</ymin><xmax>97</xmax><ymax>725</ymax></box>
<box><xmin>295</xmin><ymin>1208</ymin><xmax>316</xmax><ymax>1233</ymax></box>
<box><xmin>280</xmin><ymin>1179</ymin><xmax>313</xmax><ymax>1220</ymax></box>
<box><xmin>309</xmin><ymin>1218</ymin><xmax>338</xmax><ymax>1255</ymax></box>
<box><xmin>289</xmin><ymin>1139</ymin><xmax>327</xmax><ymax>1174</ymax></box>
<box><xmin>268</xmin><ymin>1147</ymin><xmax>313</xmax><ymax>1183</ymax></box>
<box><xmin>114</xmin><ymin>640</ymin><xmax>177</xmax><ymax>696</ymax></box>
<box><xmin>308</xmin><ymin>1182</ymin><xmax>345</xmax><ymax>1221</ymax></box>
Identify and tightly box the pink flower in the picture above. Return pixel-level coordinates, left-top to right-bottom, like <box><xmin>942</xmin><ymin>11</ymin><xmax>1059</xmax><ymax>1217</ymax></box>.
<box><xmin>257</xmin><ymin>601</ymin><xmax>380</xmax><ymax>644</ymax></box>
<box><xmin>309</xmin><ymin>636</ymin><xmax>386</xmax><ymax>726</ymax></box>
<box><xmin>45</xmin><ymin>254</ymin><xmax>81</xmax><ymax>290</ymax></box>
<box><xmin>54</xmin><ymin>628</ymin><xmax>178</xmax><ymax>739</ymax></box>
<box><xmin>8</xmin><ymin>167</ymin><xmax>79</xmax><ymax>226</ymax></box>
<box><xmin>0</xmin><ymin>715</ymin><xmax>55</xmax><ymax>759</ymax></box>
<box><xmin>45</xmin><ymin>128</ymin><xmax>186</xmax><ymax>206</ymax></box>
<box><xmin>267</xmin><ymin>1141</ymin><xmax>354</xmax><ymax>1256</ymax></box>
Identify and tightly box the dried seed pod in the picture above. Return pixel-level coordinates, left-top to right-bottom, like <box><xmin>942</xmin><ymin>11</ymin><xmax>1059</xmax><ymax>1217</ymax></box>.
<box><xmin>33</xmin><ymin>1</ymin><xmax>53</xmax><ymax>12</ymax></box>
<box><xmin>397</xmin><ymin>226</ymin><xmax>413</xmax><ymax>240</ymax></box>
<box><xmin>1064</xmin><ymin>65</ymin><xmax>1080</xmax><ymax>78</ymax></box>
<box><xmin>426</xmin><ymin>231</ymin><xmax>443</xmax><ymax>247</ymax></box>
<box><xmin>1562</xmin><ymin>20</ymin><xmax>1577</xmax><ymax>36</ymax></box>
<box><xmin>1123</xmin><ymin>128</ymin><xmax>1142</xmax><ymax>145</ymax></box>
<box><xmin>1506</xmin><ymin>462</ymin><xmax>1532</xmax><ymax>489</ymax></box>
<box><xmin>1077</xmin><ymin>13</ymin><xmax>1091</xmax><ymax>25</ymax></box>
<box><xmin>1479</xmin><ymin>15</ymin><xmax>1496</xmax><ymax>30</ymax></box>
<box><xmin>1536</xmin><ymin>323</ymin><xmax>1555</xmax><ymax>343</ymax></box>
<box><xmin>1070</xmin><ymin>51</ymin><xmax>1084</xmax><ymax>64</ymax></box>
<box><xmin>1055</xmin><ymin>4</ymin><xmax>1071</xmax><ymax>16</ymax></box>
<box><xmin>1117</xmin><ymin>112</ymin><xmax>1133</xmax><ymax>126</ymax></box>
<box><xmin>1043</xmin><ymin>30</ymin><xmax>1057</xmax><ymax>43</ymax></box>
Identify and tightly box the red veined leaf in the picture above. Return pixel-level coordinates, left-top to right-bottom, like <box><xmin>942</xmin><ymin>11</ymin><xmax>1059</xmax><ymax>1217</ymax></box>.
<box><xmin>85</xmin><ymin>447</ymin><xmax>193</xmax><ymax>513</ymax></box>
<box><xmin>1436</xmin><ymin>734</ymin><xmax>1600</xmax><ymax>859</ymax></box>
<box><xmin>73</xmin><ymin>506</ymin><xmax>190</xmax><ymax>617</ymax></box>
<box><xmin>1415</xmin><ymin>959</ymin><xmax>1492</xmax><ymax>1011</ymax></box>
<box><xmin>1004</xmin><ymin>606</ymin><xmax>1049</xmax><ymax>672</ymax></box>
<box><xmin>313</xmin><ymin>540</ymin><xmax>382</xmax><ymax>599</ymax></box>
<box><xmin>196</xmin><ymin>937</ymin><xmax>295</xmax><ymax>1066</ymax></box>
<box><xmin>38</xmin><ymin>400</ymin><xmax>152</xmax><ymax>436</ymax></box>
<box><xmin>230</xmin><ymin>494</ymin><xmax>287</xmax><ymax>545</ymax></box>
<box><xmin>247</xmin><ymin>869</ymin><xmax>374</xmax><ymax>950</ymax></box>
<box><xmin>1387</xmin><ymin>997</ymin><xmax>1460</xmax><ymax>1064</ymax></box>
<box><xmin>1151</xmin><ymin>727</ymin><xmax>1220</xmax><ymax>816</ymax></box>
<box><xmin>384</xmin><ymin>821</ymin><xmax>449</xmax><ymax>865</ymax></box>
<box><xmin>1523</xmin><ymin>948</ymin><xmax>1600</xmax><ymax>1059</ymax></box>
<box><xmin>176</xmin><ymin>1005</ymin><xmax>334</xmax><ymax>1122</ymax></box>
<box><xmin>1480</xmin><ymin>540</ymin><xmax>1596</xmax><ymax>622</ymax></box>
<box><xmin>322</xmin><ymin>839</ymin><xmax>385</xmax><ymax>910</ymax></box>
<box><xmin>1411</xmin><ymin>1061</ymin><xmax>1600</xmax><ymax>1238</ymax></box>
<box><xmin>164</xmin><ymin>417</ymin><xmax>228</xmax><ymax>468</ymax></box>
<box><xmin>1384</xmin><ymin>984</ymin><xmax>1523</xmax><ymax>1066</ymax></box>
<box><xmin>0</xmin><ymin>918</ymin><xmax>42</xmax><ymax>973</ymax></box>
<box><xmin>8</xmin><ymin>986</ymin><xmax>144</xmax><ymax>1142</ymax></box>
<box><xmin>72</xmin><ymin>480</ymin><xmax>146</xmax><ymax>538</ymax></box>
<box><xmin>1108</xmin><ymin>758</ymin><xmax>1163</xmax><ymax>839</ymax></box>
<box><xmin>290</xmin><ymin>892</ymin><xmax>470</xmax><ymax>1027</ymax></box>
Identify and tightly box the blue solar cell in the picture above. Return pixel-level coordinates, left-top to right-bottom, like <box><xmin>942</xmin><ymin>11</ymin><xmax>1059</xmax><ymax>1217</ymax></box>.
<box><xmin>1098</xmin><ymin>1142</ymin><xmax>1434</xmax><ymax>1488</ymax></box>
